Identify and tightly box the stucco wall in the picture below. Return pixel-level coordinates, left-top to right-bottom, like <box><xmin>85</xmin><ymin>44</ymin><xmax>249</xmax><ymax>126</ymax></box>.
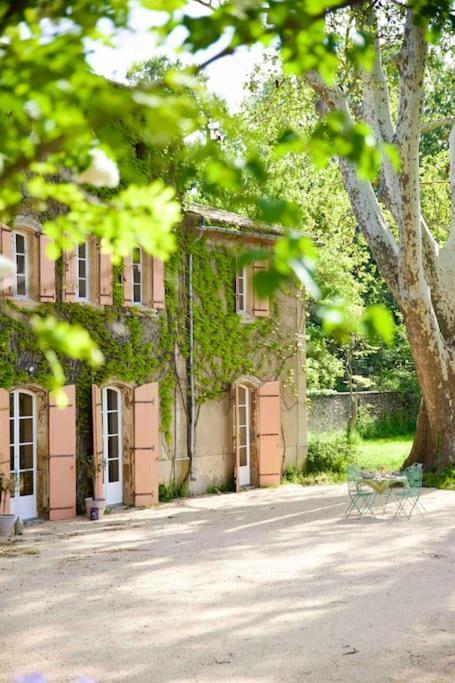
<box><xmin>307</xmin><ymin>391</ymin><xmax>413</xmax><ymax>434</ymax></box>
<box><xmin>163</xmin><ymin>284</ymin><xmax>307</xmax><ymax>495</ymax></box>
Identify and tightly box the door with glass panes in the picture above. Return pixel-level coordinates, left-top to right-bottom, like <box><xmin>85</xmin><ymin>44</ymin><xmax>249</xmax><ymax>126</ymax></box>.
<box><xmin>237</xmin><ymin>385</ymin><xmax>251</xmax><ymax>487</ymax></box>
<box><xmin>10</xmin><ymin>390</ymin><xmax>37</xmax><ymax>519</ymax></box>
<box><xmin>102</xmin><ymin>387</ymin><xmax>123</xmax><ymax>504</ymax></box>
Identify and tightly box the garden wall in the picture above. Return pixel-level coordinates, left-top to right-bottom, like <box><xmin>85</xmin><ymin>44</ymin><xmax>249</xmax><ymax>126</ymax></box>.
<box><xmin>308</xmin><ymin>391</ymin><xmax>413</xmax><ymax>434</ymax></box>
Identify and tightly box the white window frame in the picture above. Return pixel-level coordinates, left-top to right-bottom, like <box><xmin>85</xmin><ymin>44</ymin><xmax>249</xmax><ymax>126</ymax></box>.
<box><xmin>237</xmin><ymin>384</ymin><xmax>251</xmax><ymax>486</ymax></box>
<box><xmin>236</xmin><ymin>266</ymin><xmax>247</xmax><ymax>314</ymax></box>
<box><xmin>12</xmin><ymin>231</ymin><xmax>28</xmax><ymax>298</ymax></box>
<box><xmin>102</xmin><ymin>386</ymin><xmax>123</xmax><ymax>504</ymax></box>
<box><xmin>76</xmin><ymin>241</ymin><xmax>89</xmax><ymax>301</ymax></box>
<box><xmin>9</xmin><ymin>389</ymin><xmax>37</xmax><ymax>518</ymax></box>
<box><xmin>132</xmin><ymin>246</ymin><xmax>142</xmax><ymax>305</ymax></box>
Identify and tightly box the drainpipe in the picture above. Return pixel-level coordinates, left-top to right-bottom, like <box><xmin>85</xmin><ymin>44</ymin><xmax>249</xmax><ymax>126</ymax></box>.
<box><xmin>187</xmin><ymin>226</ymin><xmax>204</xmax><ymax>494</ymax></box>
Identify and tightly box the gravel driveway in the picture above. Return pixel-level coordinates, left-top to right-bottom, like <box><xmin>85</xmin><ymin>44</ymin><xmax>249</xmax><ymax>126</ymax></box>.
<box><xmin>1</xmin><ymin>484</ymin><xmax>455</xmax><ymax>682</ymax></box>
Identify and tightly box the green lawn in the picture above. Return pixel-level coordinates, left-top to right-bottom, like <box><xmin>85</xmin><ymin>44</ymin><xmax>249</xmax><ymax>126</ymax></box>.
<box><xmin>355</xmin><ymin>435</ymin><xmax>413</xmax><ymax>471</ymax></box>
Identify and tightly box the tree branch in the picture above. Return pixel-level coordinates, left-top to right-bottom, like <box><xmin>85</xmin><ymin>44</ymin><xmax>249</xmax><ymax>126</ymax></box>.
<box><xmin>304</xmin><ymin>70</ymin><xmax>400</xmax><ymax>298</ymax></box>
<box><xmin>393</xmin><ymin>10</ymin><xmax>428</xmax><ymax>298</ymax></box>
<box><xmin>422</xmin><ymin>117</ymin><xmax>455</xmax><ymax>134</ymax></box>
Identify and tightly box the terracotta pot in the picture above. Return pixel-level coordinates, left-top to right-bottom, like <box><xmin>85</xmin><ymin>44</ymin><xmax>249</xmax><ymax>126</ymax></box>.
<box><xmin>0</xmin><ymin>514</ymin><xmax>16</xmax><ymax>537</ymax></box>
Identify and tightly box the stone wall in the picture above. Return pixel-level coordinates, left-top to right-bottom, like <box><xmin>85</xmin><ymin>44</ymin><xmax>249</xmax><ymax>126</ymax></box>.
<box><xmin>307</xmin><ymin>391</ymin><xmax>413</xmax><ymax>434</ymax></box>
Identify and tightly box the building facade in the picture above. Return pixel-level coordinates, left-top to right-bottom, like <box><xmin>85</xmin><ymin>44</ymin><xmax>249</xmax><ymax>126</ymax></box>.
<box><xmin>0</xmin><ymin>202</ymin><xmax>307</xmax><ymax>520</ymax></box>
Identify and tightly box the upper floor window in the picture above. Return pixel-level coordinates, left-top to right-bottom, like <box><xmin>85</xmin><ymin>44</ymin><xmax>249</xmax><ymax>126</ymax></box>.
<box><xmin>236</xmin><ymin>267</ymin><xmax>247</xmax><ymax>314</ymax></box>
<box><xmin>76</xmin><ymin>242</ymin><xmax>89</xmax><ymax>301</ymax></box>
<box><xmin>13</xmin><ymin>232</ymin><xmax>28</xmax><ymax>297</ymax></box>
<box><xmin>132</xmin><ymin>247</ymin><xmax>142</xmax><ymax>304</ymax></box>
<box><xmin>235</xmin><ymin>261</ymin><xmax>270</xmax><ymax>318</ymax></box>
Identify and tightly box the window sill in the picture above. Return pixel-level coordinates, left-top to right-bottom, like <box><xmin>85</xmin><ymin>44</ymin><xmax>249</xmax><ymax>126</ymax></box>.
<box><xmin>3</xmin><ymin>296</ymin><xmax>39</xmax><ymax>309</ymax></box>
<box><xmin>237</xmin><ymin>312</ymin><xmax>256</xmax><ymax>325</ymax></box>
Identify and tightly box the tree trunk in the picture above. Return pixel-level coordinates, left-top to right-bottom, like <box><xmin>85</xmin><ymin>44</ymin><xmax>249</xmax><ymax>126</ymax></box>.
<box><xmin>403</xmin><ymin>311</ymin><xmax>455</xmax><ymax>472</ymax></box>
<box><xmin>404</xmin><ymin>399</ymin><xmax>437</xmax><ymax>470</ymax></box>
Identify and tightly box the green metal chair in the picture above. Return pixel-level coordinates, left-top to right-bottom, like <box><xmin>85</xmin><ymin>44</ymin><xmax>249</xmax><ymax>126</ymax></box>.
<box><xmin>393</xmin><ymin>463</ymin><xmax>425</xmax><ymax>518</ymax></box>
<box><xmin>345</xmin><ymin>465</ymin><xmax>375</xmax><ymax>517</ymax></box>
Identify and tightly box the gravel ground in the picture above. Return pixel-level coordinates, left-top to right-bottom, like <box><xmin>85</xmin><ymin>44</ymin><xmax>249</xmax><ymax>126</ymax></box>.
<box><xmin>1</xmin><ymin>484</ymin><xmax>455</xmax><ymax>683</ymax></box>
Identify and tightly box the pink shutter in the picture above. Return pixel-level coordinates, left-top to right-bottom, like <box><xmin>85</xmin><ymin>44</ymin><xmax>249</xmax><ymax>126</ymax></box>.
<box><xmin>0</xmin><ymin>389</ymin><xmax>11</xmax><ymax>513</ymax></box>
<box><xmin>0</xmin><ymin>225</ymin><xmax>13</xmax><ymax>297</ymax></box>
<box><xmin>257</xmin><ymin>380</ymin><xmax>282</xmax><ymax>486</ymax></box>
<box><xmin>133</xmin><ymin>382</ymin><xmax>159</xmax><ymax>506</ymax></box>
<box><xmin>99</xmin><ymin>251</ymin><xmax>113</xmax><ymax>306</ymax></box>
<box><xmin>253</xmin><ymin>261</ymin><xmax>270</xmax><ymax>317</ymax></box>
<box><xmin>92</xmin><ymin>385</ymin><xmax>104</xmax><ymax>499</ymax></box>
<box><xmin>123</xmin><ymin>256</ymin><xmax>133</xmax><ymax>307</ymax></box>
<box><xmin>63</xmin><ymin>249</ymin><xmax>76</xmax><ymax>302</ymax></box>
<box><xmin>39</xmin><ymin>234</ymin><xmax>56</xmax><ymax>302</ymax></box>
<box><xmin>48</xmin><ymin>385</ymin><xmax>76</xmax><ymax>520</ymax></box>
<box><xmin>152</xmin><ymin>258</ymin><xmax>165</xmax><ymax>309</ymax></box>
<box><xmin>233</xmin><ymin>384</ymin><xmax>241</xmax><ymax>492</ymax></box>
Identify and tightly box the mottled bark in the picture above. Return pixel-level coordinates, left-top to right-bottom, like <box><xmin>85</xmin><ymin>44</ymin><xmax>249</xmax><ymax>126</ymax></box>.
<box><xmin>305</xmin><ymin>9</ymin><xmax>455</xmax><ymax>471</ymax></box>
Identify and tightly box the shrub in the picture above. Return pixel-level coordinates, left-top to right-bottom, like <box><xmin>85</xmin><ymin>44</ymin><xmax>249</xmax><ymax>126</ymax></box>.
<box><xmin>282</xmin><ymin>433</ymin><xmax>357</xmax><ymax>486</ymax></box>
<box><xmin>306</xmin><ymin>434</ymin><xmax>357</xmax><ymax>474</ymax></box>
<box><xmin>423</xmin><ymin>467</ymin><xmax>455</xmax><ymax>491</ymax></box>
<box><xmin>355</xmin><ymin>405</ymin><xmax>416</xmax><ymax>439</ymax></box>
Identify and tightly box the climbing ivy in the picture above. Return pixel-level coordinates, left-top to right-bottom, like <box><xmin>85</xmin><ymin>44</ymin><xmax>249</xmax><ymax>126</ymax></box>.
<box><xmin>0</xmin><ymin>229</ymin><xmax>302</xmax><ymax>506</ymax></box>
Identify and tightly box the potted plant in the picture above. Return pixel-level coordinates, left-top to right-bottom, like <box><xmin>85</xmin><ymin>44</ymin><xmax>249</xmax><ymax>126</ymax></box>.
<box><xmin>0</xmin><ymin>473</ymin><xmax>16</xmax><ymax>537</ymax></box>
<box><xmin>84</xmin><ymin>456</ymin><xmax>106</xmax><ymax>520</ymax></box>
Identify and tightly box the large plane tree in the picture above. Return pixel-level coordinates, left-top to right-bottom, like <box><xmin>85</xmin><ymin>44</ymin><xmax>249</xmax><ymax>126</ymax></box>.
<box><xmin>169</xmin><ymin>0</ymin><xmax>455</xmax><ymax>470</ymax></box>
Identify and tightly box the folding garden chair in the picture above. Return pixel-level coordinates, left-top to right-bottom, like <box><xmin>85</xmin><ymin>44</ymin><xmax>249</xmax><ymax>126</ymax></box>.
<box><xmin>393</xmin><ymin>463</ymin><xmax>425</xmax><ymax>519</ymax></box>
<box><xmin>345</xmin><ymin>465</ymin><xmax>375</xmax><ymax>518</ymax></box>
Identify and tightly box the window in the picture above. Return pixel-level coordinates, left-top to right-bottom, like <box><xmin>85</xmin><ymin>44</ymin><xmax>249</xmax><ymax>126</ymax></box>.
<box><xmin>76</xmin><ymin>241</ymin><xmax>89</xmax><ymax>300</ymax></box>
<box><xmin>9</xmin><ymin>390</ymin><xmax>37</xmax><ymax>519</ymax></box>
<box><xmin>236</xmin><ymin>267</ymin><xmax>247</xmax><ymax>314</ymax></box>
<box><xmin>13</xmin><ymin>232</ymin><xmax>28</xmax><ymax>297</ymax></box>
<box><xmin>132</xmin><ymin>246</ymin><xmax>142</xmax><ymax>304</ymax></box>
<box><xmin>235</xmin><ymin>261</ymin><xmax>270</xmax><ymax>318</ymax></box>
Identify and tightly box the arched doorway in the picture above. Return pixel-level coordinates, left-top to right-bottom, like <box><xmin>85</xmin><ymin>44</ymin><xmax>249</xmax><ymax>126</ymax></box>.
<box><xmin>237</xmin><ymin>384</ymin><xmax>252</xmax><ymax>486</ymax></box>
<box><xmin>233</xmin><ymin>378</ymin><xmax>282</xmax><ymax>491</ymax></box>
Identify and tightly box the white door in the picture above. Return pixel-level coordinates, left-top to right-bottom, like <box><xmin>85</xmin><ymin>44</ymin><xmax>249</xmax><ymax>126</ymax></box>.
<box><xmin>10</xmin><ymin>390</ymin><xmax>37</xmax><ymax>519</ymax></box>
<box><xmin>238</xmin><ymin>385</ymin><xmax>251</xmax><ymax>487</ymax></box>
<box><xmin>102</xmin><ymin>387</ymin><xmax>123</xmax><ymax>505</ymax></box>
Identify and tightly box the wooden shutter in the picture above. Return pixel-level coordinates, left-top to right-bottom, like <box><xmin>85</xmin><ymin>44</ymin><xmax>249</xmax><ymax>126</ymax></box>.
<box><xmin>48</xmin><ymin>385</ymin><xmax>76</xmax><ymax>520</ymax></box>
<box><xmin>152</xmin><ymin>258</ymin><xmax>165</xmax><ymax>309</ymax></box>
<box><xmin>39</xmin><ymin>234</ymin><xmax>56</xmax><ymax>303</ymax></box>
<box><xmin>0</xmin><ymin>389</ymin><xmax>10</xmax><ymax>513</ymax></box>
<box><xmin>99</xmin><ymin>251</ymin><xmax>113</xmax><ymax>306</ymax></box>
<box><xmin>123</xmin><ymin>255</ymin><xmax>133</xmax><ymax>306</ymax></box>
<box><xmin>0</xmin><ymin>225</ymin><xmax>13</xmax><ymax>297</ymax></box>
<box><xmin>257</xmin><ymin>380</ymin><xmax>282</xmax><ymax>486</ymax></box>
<box><xmin>92</xmin><ymin>384</ymin><xmax>104</xmax><ymax>499</ymax></box>
<box><xmin>252</xmin><ymin>261</ymin><xmax>270</xmax><ymax>317</ymax></box>
<box><xmin>233</xmin><ymin>384</ymin><xmax>241</xmax><ymax>492</ymax></box>
<box><xmin>63</xmin><ymin>248</ymin><xmax>76</xmax><ymax>302</ymax></box>
<box><xmin>133</xmin><ymin>382</ymin><xmax>159</xmax><ymax>506</ymax></box>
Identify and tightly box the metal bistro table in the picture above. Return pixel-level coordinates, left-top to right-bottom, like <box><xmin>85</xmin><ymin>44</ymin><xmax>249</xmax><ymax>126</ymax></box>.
<box><xmin>358</xmin><ymin>474</ymin><xmax>408</xmax><ymax>513</ymax></box>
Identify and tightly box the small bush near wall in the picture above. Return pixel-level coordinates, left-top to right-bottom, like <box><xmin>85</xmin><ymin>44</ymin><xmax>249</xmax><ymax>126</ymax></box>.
<box><xmin>356</xmin><ymin>405</ymin><xmax>416</xmax><ymax>439</ymax></box>
<box><xmin>423</xmin><ymin>468</ymin><xmax>455</xmax><ymax>491</ymax></box>
<box><xmin>283</xmin><ymin>433</ymin><xmax>357</xmax><ymax>485</ymax></box>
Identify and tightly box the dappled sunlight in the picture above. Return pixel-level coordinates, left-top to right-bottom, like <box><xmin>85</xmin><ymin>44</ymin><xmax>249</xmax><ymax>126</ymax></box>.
<box><xmin>1</xmin><ymin>485</ymin><xmax>455</xmax><ymax>682</ymax></box>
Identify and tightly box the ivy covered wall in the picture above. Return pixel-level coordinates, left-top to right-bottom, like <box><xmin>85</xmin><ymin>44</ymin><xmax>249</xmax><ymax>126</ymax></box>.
<box><xmin>0</xmin><ymin>223</ymin><xmax>305</xmax><ymax>508</ymax></box>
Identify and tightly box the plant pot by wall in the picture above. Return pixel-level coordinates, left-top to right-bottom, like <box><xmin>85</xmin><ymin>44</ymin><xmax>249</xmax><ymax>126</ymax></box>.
<box><xmin>90</xmin><ymin>498</ymin><xmax>106</xmax><ymax>518</ymax></box>
<box><xmin>0</xmin><ymin>514</ymin><xmax>16</xmax><ymax>537</ymax></box>
<box><xmin>85</xmin><ymin>497</ymin><xmax>93</xmax><ymax>518</ymax></box>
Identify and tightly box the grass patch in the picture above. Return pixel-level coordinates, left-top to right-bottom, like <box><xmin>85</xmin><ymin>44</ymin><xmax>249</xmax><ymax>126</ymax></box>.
<box><xmin>282</xmin><ymin>432</ymin><xmax>414</xmax><ymax>487</ymax></box>
<box><xmin>355</xmin><ymin>434</ymin><xmax>413</xmax><ymax>471</ymax></box>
